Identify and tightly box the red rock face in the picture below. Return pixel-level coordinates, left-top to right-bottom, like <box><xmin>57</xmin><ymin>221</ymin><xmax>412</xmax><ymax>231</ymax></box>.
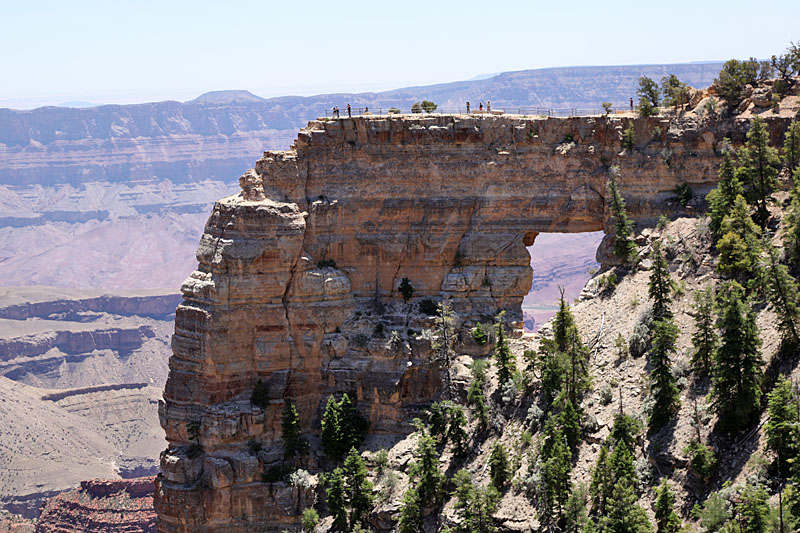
<box><xmin>156</xmin><ymin>113</ymin><xmax>791</xmax><ymax>531</ymax></box>
<box><xmin>36</xmin><ymin>477</ymin><xmax>156</xmax><ymax>533</ymax></box>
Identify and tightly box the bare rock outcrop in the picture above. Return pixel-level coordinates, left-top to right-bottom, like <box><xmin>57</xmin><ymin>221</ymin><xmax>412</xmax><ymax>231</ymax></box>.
<box><xmin>156</xmin><ymin>112</ymin><xmax>792</xmax><ymax>531</ymax></box>
<box><xmin>35</xmin><ymin>477</ymin><xmax>156</xmax><ymax>533</ymax></box>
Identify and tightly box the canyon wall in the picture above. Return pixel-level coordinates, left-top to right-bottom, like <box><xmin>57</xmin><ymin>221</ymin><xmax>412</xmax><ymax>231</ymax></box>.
<box><xmin>156</xmin><ymin>112</ymin><xmax>789</xmax><ymax>531</ymax></box>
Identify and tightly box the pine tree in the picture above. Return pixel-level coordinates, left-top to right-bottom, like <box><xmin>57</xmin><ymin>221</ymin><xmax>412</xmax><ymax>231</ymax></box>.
<box><xmin>784</xmin><ymin>120</ymin><xmax>800</xmax><ymax>174</ymax></box>
<box><xmin>590</xmin><ymin>444</ymin><xmax>611</xmax><ymax>514</ymax></box>
<box><xmin>736</xmin><ymin>116</ymin><xmax>781</xmax><ymax>228</ymax></box>
<box><xmin>716</xmin><ymin>195</ymin><xmax>763</xmax><ymax>282</ymax></box>
<box><xmin>539</xmin><ymin>337</ymin><xmax>568</xmax><ymax>407</ymax></box>
<box><xmin>467</xmin><ymin>361</ymin><xmax>489</xmax><ymax>431</ymax></box>
<box><xmin>488</xmin><ymin>442</ymin><xmax>510</xmax><ymax>491</ymax></box>
<box><xmin>766</xmin><ymin>376</ymin><xmax>800</xmax><ymax>477</ymax></box>
<box><xmin>648</xmin><ymin>318</ymin><xmax>680</xmax><ymax>431</ymax></box>
<box><xmin>563</xmin><ymin>483</ymin><xmax>590</xmax><ymax>533</ymax></box>
<box><xmin>648</xmin><ymin>241</ymin><xmax>674</xmax><ymax>321</ymax></box>
<box><xmin>428</xmin><ymin>401</ymin><xmax>448</xmax><ymax>443</ymax></box>
<box><xmin>598</xmin><ymin>443</ymin><xmax>652</xmax><ymax>533</ymax></box>
<box><xmin>452</xmin><ymin>469</ymin><xmax>500</xmax><ymax>533</ymax></box>
<box><xmin>281</xmin><ymin>399</ymin><xmax>301</xmax><ymax>461</ymax></box>
<box><xmin>447</xmin><ymin>404</ymin><xmax>469</xmax><ymax>459</ymax></box>
<box><xmin>343</xmin><ymin>448</ymin><xmax>374</xmax><ymax>528</ymax></box>
<box><xmin>762</xmin><ymin>240</ymin><xmax>800</xmax><ymax>346</ymax></box>
<box><xmin>321</xmin><ymin>394</ymin><xmax>367</xmax><ymax>462</ymax></box>
<box><xmin>607</xmin><ymin>167</ymin><xmax>637</xmax><ymax>263</ymax></box>
<box><xmin>325</xmin><ymin>468</ymin><xmax>348</xmax><ymax>532</ymax></box>
<box><xmin>396</xmin><ymin>487</ymin><xmax>423</xmax><ymax>533</ymax></box>
<box><xmin>784</xmin><ymin>178</ymin><xmax>800</xmax><ymax>268</ymax></box>
<box><xmin>654</xmin><ymin>480</ymin><xmax>681</xmax><ymax>533</ymax></box>
<box><xmin>707</xmin><ymin>146</ymin><xmax>744</xmax><ymax>239</ymax></box>
<box><xmin>321</xmin><ymin>395</ymin><xmax>343</xmax><ymax>461</ymax></box>
<box><xmin>493</xmin><ymin>311</ymin><xmax>515</xmax><ymax>388</ymax></box>
<box><xmin>736</xmin><ymin>482</ymin><xmax>770</xmax><ymax>533</ymax></box>
<box><xmin>553</xmin><ymin>290</ymin><xmax>591</xmax><ymax>404</ymax></box>
<box><xmin>541</xmin><ymin>422</ymin><xmax>573</xmax><ymax>525</ymax></box>
<box><xmin>711</xmin><ymin>281</ymin><xmax>764</xmax><ymax>433</ymax></box>
<box><xmin>558</xmin><ymin>395</ymin><xmax>583</xmax><ymax>454</ymax></box>
<box><xmin>690</xmin><ymin>285</ymin><xmax>718</xmax><ymax>378</ymax></box>
<box><xmin>410</xmin><ymin>430</ymin><xmax>444</xmax><ymax>506</ymax></box>
<box><xmin>433</xmin><ymin>301</ymin><xmax>457</xmax><ymax>399</ymax></box>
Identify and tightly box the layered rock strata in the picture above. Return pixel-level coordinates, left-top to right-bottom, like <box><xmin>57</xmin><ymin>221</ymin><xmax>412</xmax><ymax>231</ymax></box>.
<box><xmin>35</xmin><ymin>477</ymin><xmax>156</xmax><ymax>533</ymax></box>
<box><xmin>157</xmin><ymin>112</ymin><xmax>790</xmax><ymax>531</ymax></box>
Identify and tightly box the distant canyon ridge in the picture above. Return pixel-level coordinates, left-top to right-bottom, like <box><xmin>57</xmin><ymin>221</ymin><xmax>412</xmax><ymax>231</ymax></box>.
<box><xmin>0</xmin><ymin>62</ymin><xmax>720</xmax><ymax>293</ymax></box>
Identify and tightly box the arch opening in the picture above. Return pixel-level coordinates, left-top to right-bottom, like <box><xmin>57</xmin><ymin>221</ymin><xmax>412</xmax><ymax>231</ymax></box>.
<box><xmin>522</xmin><ymin>230</ymin><xmax>605</xmax><ymax>332</ymax></box>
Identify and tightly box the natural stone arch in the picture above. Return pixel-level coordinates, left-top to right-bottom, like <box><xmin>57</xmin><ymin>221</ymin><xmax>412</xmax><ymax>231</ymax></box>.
<box><xmin>156</xmin><ymin>113</ymin><xmax>783</xmax><ymax>531</ymax></box>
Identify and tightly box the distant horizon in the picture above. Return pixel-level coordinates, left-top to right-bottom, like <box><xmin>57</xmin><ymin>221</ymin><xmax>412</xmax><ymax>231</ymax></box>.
<box><xmin>2</xmin><ymin>59</ymin><xmax>728</xmax><ymax>111</ymax></box>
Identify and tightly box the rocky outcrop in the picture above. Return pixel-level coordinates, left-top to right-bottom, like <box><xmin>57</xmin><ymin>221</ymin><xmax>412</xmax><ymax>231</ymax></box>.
<box><xmin>157</xmin><ymin>112</ymin><xmax>793</xmax><ymax>531</ymax></box>
<box><xmin>35</xmin><ymin>477</ymin><xmax>156</xmax><ymax>533</ymax></box>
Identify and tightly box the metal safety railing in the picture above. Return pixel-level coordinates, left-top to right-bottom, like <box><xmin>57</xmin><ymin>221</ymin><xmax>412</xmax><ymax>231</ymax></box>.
<box><xmin>323</xmin><ymin>104</ymin><xmax>633</xmax><ymax>119</ymax></box>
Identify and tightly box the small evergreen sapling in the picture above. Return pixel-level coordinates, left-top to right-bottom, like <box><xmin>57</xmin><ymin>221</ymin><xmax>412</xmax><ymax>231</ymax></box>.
<box><xmin>690</xmin><ymin>285</ymin><xmax>718</xmax><ymax>378</ymax></box>
<box><xmin>654</xmin><ymin>480</ymin><xmax>681</xmax><ymax>533</ymax></box>
<box><xmin>493</xmin><ymin>311</ymin><xmax>515</xmax><ymax>389</ymax></box>
<box><xmin>281</xmin><ymin>399</ymin><xmax>302</xmax><ymax>461</ymax></box>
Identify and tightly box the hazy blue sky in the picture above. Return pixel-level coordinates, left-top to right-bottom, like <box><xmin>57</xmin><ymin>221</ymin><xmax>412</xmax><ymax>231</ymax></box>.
<box><xmin>2</xmin><ymin>0</ymin><xmax>798</xmax><ymax>108</ymax></box>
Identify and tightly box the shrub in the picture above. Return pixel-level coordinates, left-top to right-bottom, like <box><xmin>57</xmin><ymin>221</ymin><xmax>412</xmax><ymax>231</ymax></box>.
<box><xmin>602</xmin><ymin>102</ymin><xmax>613</xmax><ymax>114</ymax></box>
<box><xmin>684</xmin><ymin>439</ymin><xmax>717</xmax><ymax>483</ymax></box>
<box><xmin>600</xmin><ymin>382</ymin><xmax>614</xmax><ymax>405</ymax></box>
<box><xmin>674</xmin><ymin>183</ymin><xmax>692</xmax><ymax>206</ymax></box>
<box><xmin>398</xmin><ymin>277</ymin><xmax>414</xmax><ymax>302</ymax></box>
<box><xmin>411</xmin><ymin>102</ymin><xmax>422</xmax><ymax>113</ymax></box>
<box><xmin>420</xmin><ymin>100</ymin><xmax>437</xmax><ymax>113</ymax></box>
<box><xmin>622</xmin><ymin>123</ymin><xmax>635</xmax><ymax>151</ymax></box>
<box><xmin>472</xmin><ymin>322</ymin><xmax>488</xmax><ymax>345</ymax></box>
<box><xmin>387</xmin><ymin>107</ymin><xmax>401</xmax><ymax>114</ymax></box>
<box><xmin>301</xmin><ymin>508</ymin><xmax>319</xmax><ymax>532</ymax></box>
<box><xmin>250</xmin><ymin>380</ymin><xmax>270</xmax><ymax>409</ymax></box>
<box><xmin>418</xmin><ymin>298</ymin><xmax>438</xmax><ymax>316</ymax></box>
<box><xmin>714</xmin><ymin>58</ymin><xmax>758</xmax><ymax>104</ymax></box>
<box><xmin>656</xmin><ymin>215</ymin><xmax>669</xmax><ymax>231</ymax></box>
<box><xmin>489</xmin><ymin>442</ymin><xmax>510</xmax><ymax>490</ymax></box>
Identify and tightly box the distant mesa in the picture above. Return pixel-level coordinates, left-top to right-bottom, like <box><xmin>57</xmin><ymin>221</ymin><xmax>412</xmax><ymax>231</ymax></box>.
<box><xmin>188</xmin><ymin>89</ymin><xmax>267</xmax><ymax>104</ymax></box>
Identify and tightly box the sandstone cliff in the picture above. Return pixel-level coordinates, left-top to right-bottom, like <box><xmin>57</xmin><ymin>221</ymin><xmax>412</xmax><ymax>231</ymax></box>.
<box><xmin>156</xmin><ymin>107</ymin><xmax>794</xmax><ymax>530</ymax></box>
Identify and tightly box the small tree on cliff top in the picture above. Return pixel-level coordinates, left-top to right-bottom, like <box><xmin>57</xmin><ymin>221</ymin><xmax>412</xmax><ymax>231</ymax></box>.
<box><xmin>607</xmin><ymin>166</ymin><xmax>637</xmax><ymax>263</ymax></box>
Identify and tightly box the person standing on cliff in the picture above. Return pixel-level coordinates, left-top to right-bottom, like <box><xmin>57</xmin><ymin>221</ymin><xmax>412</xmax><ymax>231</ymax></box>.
<box><xmin>466</xmin><ymin>101</ymin><xmax>470</xmax><ymax>113</ymax></box>
<box><xmin>629</xmin><ymin>97</ymin><xmax>634</xmax><ymax>111</ymax></box>
<box><xmin>333</xmin><ymin>106</ymin><xmax>339</xmax><ymax>118</ymax></box>
<box><xmin>347</xmin><ymin>104</ymin><xmax>352</xmax><ymax>118</ymax></box>
<box><xmin>479</xmin><ymin>102</ymin><xmax>483</xmax><ymax>112</ymax></box>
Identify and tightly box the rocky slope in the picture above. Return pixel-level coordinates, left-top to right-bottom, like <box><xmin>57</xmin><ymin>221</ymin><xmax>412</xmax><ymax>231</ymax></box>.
<box><xmin>0</xmin><ymin>288</ymin><xmax>176</xmax><ymax>518</ymax></box>
<box><xmin>156</xmin><ymin>81</ymin><xmax>799</xmax><ymax>530</ymax></box>
<box><xmin>35</xmin><ymin>477</ymin><xmax>156</xmax><ymax>533</ymax></box>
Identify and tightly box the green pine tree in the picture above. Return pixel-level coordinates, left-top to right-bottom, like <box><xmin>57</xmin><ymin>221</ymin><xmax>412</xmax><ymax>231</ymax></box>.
<box><xmin>784</xmin><ymin>120</ymin><xmax>800</xmax><ymax>174</ymax></box>
<box><xmin>396</xmin><ymin>487</ymin><xmax>423</xmax><ymax>533</ymax></box>
<box><xmin>452</xmin><ymin>469</ymin><xmax>500</xmax><ymax>533</ymax></box>
<box><xmin>563</xmin><ymin>483</ymin><xmax>590</xmax><ymax>533</ymax></box>
<box><xmin>736</xmin><ymin>116</ymin><xmax>781</xmax><ymax>228</ymax></box>
<box><xmin>736</xmin><ymin>482</ymin><xmax>770</xmax><ymax>533</ymax></box>
<box><xmin>446</xmin><ymin>404</ymin><xmax>469</xmax><ymax>459</ymax></box>
<box><xmin>648</xmin><ymin>318</ymin><xmax>680</xmax><ymax>431</ymax></box>
<box><xmin>690</xmin><ymin>285</ymin><xmax>718</xmax><ymax>378</ymax></box>
<box><xmin>598</xmin><ymin>451</ymin><xmax>652</xmax><ymax>533</ymax></box>
<box><xmin>784</xmin><ymin>177</ymin><xmax>800</xmax><ymax>268</ymax></box>
<box><xmin>343</xmin><ymin>448</ymin><xmax>374</xmax><ymax>528</ymax></box>
<box><xmin>765</xmin><ymin>375</ymin><xmax>800</xmax><ymax>477</ymax></box>
<box><xmin>541</xmin><ymin>422</ymin><xmax>573</xmax><ymax>526</ymax></box>
<box><xmin>716</xmin><ymin>195</ymin><xmax>762</xmax><ymax>282</ymax></box>
<box><xmin>493</xmin><ymin>311</ymin><xmax>515</xmax><ymax>388</ymax></box>
<box><xmin>410</xmin><ymin>429</ymin><xmax>444</xmax><ymax>506</ymax></box>
<box><xmin>467</xmin><ymin>362</ymin><xmax>490</xmax><ymax>431</ymax></box>
<box><xmin>711</xmin><ymin>281</ymin><xmax>764</xmax><ymax>433</ymax></box>
<box><xmin>648</xmin><ymin>241</ymin><xmax>674</xmax><ymax>321</ymax></box>
<box><xmin>558</xmin><ymin>394</ymin><xmax>583</xmax><ymax>453</ymax></box>
<box><xmin>762</xmin><ymin>240</ymin><xmax>800</xmax><ymax>346</ymax></box>
<box><xmin>590</xmin><ymin>444</ymin><xmax>611</xmax><ymax>514</ymax></box>
<box><xmin>707</xmin><ymin>145</ymin><xmax>744</xmax><ymax>239</ymax></box>
<box><xmin>321</xmin><ymin>395</ymin><xmax>343</xmax><ymax>461</ymax></box>
<box><xmin>488</xmin><ymin>441</ymin><xmax>510</xmax><ymax>491</ymax></box>
<box><xmin>325</xmin><ymin>468</ymin><xmax>348</xmax><ymax>532</ymax></box>
<box><xmin>654</xmin><ymin>480</ymin><xmax>681</xmax><ymax>533</ymax></box>
<box><xmin>281</xmin><ymin>399</ymin><xmax>301</xmax><ymax>461</ymax></box>
<box><xmin>607</xmin><ymin>167</ymin><xmax>637</xmax><ymax>263</ymax></box>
